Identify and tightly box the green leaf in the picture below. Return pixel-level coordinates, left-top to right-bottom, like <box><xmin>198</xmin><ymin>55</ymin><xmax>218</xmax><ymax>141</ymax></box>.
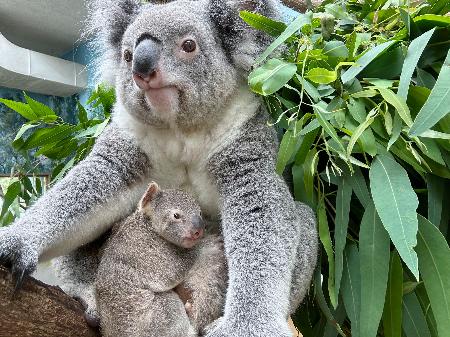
<box><xmin>341</xmin><ymin>244</ymin><xmax>361</xmax><ymax>337</ymax></box>
<box><xmin>21</xmin><ymin>125</ymin><xmax>80</xmax><ymax>150</ymax></box>
<box><xmin>359</xmin><ymin>203</ymin><xmax>390</xmax><ymax>337</ymax></box>
<box><xmin>344</xmin><ymin>166</ymin><xmax>370</xmax><ymax>207</ymax></box>
<box><xmin>318</xmin><ymin>198</ymin><xmax>337</xmax><ymax>308</ymax></box>
<box><xmin>383</xmin><ymin>252</ymin><xmax>403</xmax><ymax>337</ymax></box>
<box><xmin>416</xmin><ymin>68</ymin><xmax>436</xmax><ymax>90</ymax></box>
<box><xmin>341</xmin><ymin>41</ymin><xmax>396</xmax><ymax>84</ymax></box>
<box><xmin>398</xmin><ymin>29</ymin><xmax>435</xmax><ymax>99</ymax></box>
<box><xmin>416</xmin><ymin>215</ymin><xmax>450</xmax><ymax>337</ymax></box>
<box><xmin>426</xmin><ymin>175</ymin><xmax>443</xmax><ymax>227</ymax></box>
<box><xmin>0</xmin><ymin>181</ymin><xmax>21</xmax><ymax>218</ymax></box>
<box><xmin>0</xmin><ymin>98</ymin><xmax>37</xmax><ymax>121</ymax></box>
<box><xmin>415</xmin><ymin>284</ymin><xmax>440</xmax><ymax>337</ymax></box>
<box><xmin>314</xmin><ymin>105</ymin><xmax>346</xmax><ymax>154</ymax></box>
<box><xmin>420</xmin><ymin>138</ymin><xmax>445</xmax><ymax>165</ymax></box>
<box><xmin>387</xmin><ymin>113</ymin><xmax>402</xmax><ymax>150</ymax></box>
<box><xmin>294</xmin><ymin>75</ymin><xmax>321</xmax><ymax>103</ymax></box>
<box><xmin>347</xmin><ymin>98</ymin><xmax>366</xmax><ymax>123</ymax></box>
<box><xmin>276</xmin><ymin>129</ymin><xmax>298</xmax><ymax>175</ymax></box>
<box><xmin>410</xmin><ymin>49</ymin><xmax>450</xmax><ymax>136</ymax></box>
<box><xmin>306</xmin><ymin>68</ymin><xmax>338</xmax><ymax>84</ymax></box>
<box><xmin>249</xmin><ymin>58</ymin><xmax>297</xmax><ymax>96</ymax></box>
<box><xmin>239</xmin><ymin>11</ymin><xmax>287</xmax><ymax>37</ymax></box>
<box><xmin>77</xmin><ymin>102</ymin><xmax>88</xmax><ymax>123</ymax></box>
<box><xmin>323</xmin><ymin>40</ymin><xmax>349</xmax><ymax>58</ymax></box>
<box><xmin>294</xmin><ymin>128</ymin><xmax>319</xmax><ymax>165</ymax></box>
<box><xmin>369</xmin><ymin>154</ymin><xmax>419</xmax><ymax>279</ymax></box>
<box><xmin>419</xmin><ymin>130</ymin><xmax>450</xmax><ymax>139</ymax></box>
<box><xmin>403</xmin><ymin>292</ymin><xmax>432</xmax><ymax>337</ymax></box>
<box><xmin>334</xmin><ymin>176</ymin><xmax>352</xmax><ymax>301</ymax></box>
<box><xmin>13</xmin><ymin>123</ymin><xmax>38</xmax><ymax>142</ymax></box>
<box><xmin>255</xmin><ymin>12</ymin><xmax>312</xmax><ymax>65</ymax></box>
<box><xmin>24</xmin><ymin>93</ymin><xmax>57</xmax><ymax>120</ymax></box>
<box><xmin>377</xmin><ymin>87</ymin><xmax>413</xmax><ymax>127</ymax></box>
<box><xmin>346</xmin><ymin>110</ymin><xmax>375</xmax><ymax>157</ymax></box>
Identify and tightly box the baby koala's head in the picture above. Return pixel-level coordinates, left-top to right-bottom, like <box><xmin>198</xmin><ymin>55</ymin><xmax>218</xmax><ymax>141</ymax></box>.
<box><xmin>138</xmin><ymin>182</ymin><xmax>205</xmax><ymax>249</ymax></box>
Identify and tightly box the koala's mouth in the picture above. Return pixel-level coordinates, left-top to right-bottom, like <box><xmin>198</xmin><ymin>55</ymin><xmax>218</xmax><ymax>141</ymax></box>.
<box><xmin>133</xmin><ymin>73</ymin><xmax>179</xmax><ymax>113</ymax></box>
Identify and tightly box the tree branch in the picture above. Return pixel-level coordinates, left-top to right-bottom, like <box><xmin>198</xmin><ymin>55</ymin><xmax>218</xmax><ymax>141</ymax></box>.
<box><xmin>0</xmin><ymin>266</ymin><xmax>100</xmax><ymax>337</ymax></box>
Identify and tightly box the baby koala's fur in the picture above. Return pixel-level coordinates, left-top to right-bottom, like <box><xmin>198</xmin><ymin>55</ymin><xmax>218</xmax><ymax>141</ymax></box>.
<box><xmin>96</xmin><ymin>182</ymin><xmax>227</xmax><ymax>337</ymax></box>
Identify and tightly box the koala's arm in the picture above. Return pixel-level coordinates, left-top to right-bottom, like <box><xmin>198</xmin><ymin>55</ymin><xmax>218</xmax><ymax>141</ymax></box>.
<box><xmin>207</xmin><ymin>112</ymin><xmax>317</xmax><ymax>334</ymax></box>
<box><xmin>0</xmin><ymin>123</ymin><xmax>149</xmax><ymax>281</ymax></box>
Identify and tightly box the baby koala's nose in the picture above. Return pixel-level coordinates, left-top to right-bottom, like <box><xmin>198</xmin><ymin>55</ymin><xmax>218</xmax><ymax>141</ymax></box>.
<box><xmin>190</xmin><ymin>228</ymin><xmax>204</xmax><ymax>240</ymax></box>
<box><xmin>190</xmin><ymin>215</ymin><xmax>205</xmax><ymax>240</ymax></box>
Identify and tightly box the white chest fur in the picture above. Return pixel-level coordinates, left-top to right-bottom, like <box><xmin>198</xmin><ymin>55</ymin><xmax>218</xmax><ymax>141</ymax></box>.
<box><xmin>114</xmin><ymin>87</ymin><xmax>260</xmax><ymax>219</ymax></box>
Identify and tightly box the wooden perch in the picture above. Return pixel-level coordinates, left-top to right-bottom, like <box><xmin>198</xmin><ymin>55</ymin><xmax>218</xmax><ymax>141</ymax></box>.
<box><xmin>0</xmin><ymin>266</ymin><xmax>99</xmax><ymax>337</ymax></box>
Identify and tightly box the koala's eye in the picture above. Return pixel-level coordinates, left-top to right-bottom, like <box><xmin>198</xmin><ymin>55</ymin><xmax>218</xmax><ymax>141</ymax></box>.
<box><xmin>173</xmin><ymin>212</ymin><xmax>181</xmax><ymax>220</ymax></box>
<box><xmin>181</xmin><ymin>39</ymin><xmax>196</xmax><ymax>53</ymax></box>
<box><xmin>123</xmin><ymin>49</ymin><xmax>133</xmax><ymax>63</ymax></box>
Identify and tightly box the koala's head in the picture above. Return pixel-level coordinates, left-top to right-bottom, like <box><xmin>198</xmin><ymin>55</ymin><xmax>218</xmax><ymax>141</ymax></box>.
<box><xmin>87</xmin><ymin>0</ymin><xmax>279</xmax><ymax>130</ymax></box>
<box><xmin>138</xmin><ymin>182</ymin><xmax>205</xmax><ymax>248</ymax></box>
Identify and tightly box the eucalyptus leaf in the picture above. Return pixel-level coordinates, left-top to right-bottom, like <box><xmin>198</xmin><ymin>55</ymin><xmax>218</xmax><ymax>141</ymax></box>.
<box><xmin>403</xmin><ymin>292</ymin><xmax>432</xmax><ymax>337</ymax></box>
<box><xmin>323</xmin><ymin>40</ymin><xmax>349</xmax><ymax>58</ymax></box>
<box><xmin>0</xmin><ymin>99</ymin><xmax>37</xmax><ymax>121</ymax></box>
<box><xmin>249</xmin><ymin>59</ymin><xmax>297</xmax><ymax>96</ymax></box>
<box><xmin>377</xmin><ymin>87</ymin><xmax>413</xmax><ymax>127</ymax></box>
<box><xmin>383</xmin><ymin>252</ymin><xmax>403</xmax><ymax>337</ymax></box>
<box><xmin>426</xmin><ymin>174</ymin><xmax>443</xmax><ymax>226</ymax></box>
<box><xmin>369</xmin><ymin>154</ymin><xmax>419</xmax><ymax>279</ymax></box>
<box><xmin>359</xmin><ymin>203</ymin><xmax>390</xmax><ymax>337</ymax></box>
<box><xmin>398</xmin><ymin>29</ymin><xmax>435</xmax><ymax>99</ymax></box>
<box><xmin>239</xmin><ymin>10</ymin><xmax>287</xmax><ymax>37</ymax></box>
<box><xmin>306</xmin><ymin>68</ymin><xmax>338</xmax><ymax>84</ymax></box>
<box><xmin>416</xmin><ymin>215</ymin><xmax>450</xmax><ymax>337</ymax></box>
<box><xmin>276</xmin><ymin>129</ymin><xmax>299</xmax><ymax>175</ymax></box>
<box><xmin>334</xmin><ymin>176</ymin><xmax>353</xmax><ymax>301</ymax></box>
<box><xmin>341</xmin><ymin>244</ymin><xmax>361</xmax><ymax>337</ymax></box>
<box><xmin>255</xmin><ymin>12</ymin><xmax>312</xmax><ymax>65</ymax></box>
<box><xmin>410</xmin><ymin>49</ymin><xmax>450</xmax><ymax>136</ymax></box>
<box><xmin>341</xmin><ymin>41</ymin><xmax>396</xmax><ymax>84</ymax></box>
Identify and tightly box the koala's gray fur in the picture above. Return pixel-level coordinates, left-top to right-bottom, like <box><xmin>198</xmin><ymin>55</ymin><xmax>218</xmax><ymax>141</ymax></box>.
<box><xmin>0</xmin><ymin>1</ymin><xmax>318</xmax><ymax>336</ymax></box>
<box><xmin>96</xmin><ymin>185</ymin><xmax>226</xmax><ymax>337</ymax></box>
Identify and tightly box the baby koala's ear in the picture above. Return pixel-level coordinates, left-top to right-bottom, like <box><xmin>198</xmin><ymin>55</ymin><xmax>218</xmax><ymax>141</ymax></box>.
<box><xmin>139</xmin><ymin>182</ymin><xmax>161</xmax><ymax>211</ymax></box>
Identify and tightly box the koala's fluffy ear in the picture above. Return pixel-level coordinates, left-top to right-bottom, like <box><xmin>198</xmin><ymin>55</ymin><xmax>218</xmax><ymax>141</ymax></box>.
<box><xmin>139</xmin><ymin>182</ymin><xmax>161</xmax><ymax>212</ymax></box>
<box><xmin>209</xmin><ymin>0</ymin><xmax>280</xmax><ymax>71</ymax></box>
<box><xmin>86</xmin><ymin>0</ymin><xmax>141</xmax><ymax>50</ymax></box>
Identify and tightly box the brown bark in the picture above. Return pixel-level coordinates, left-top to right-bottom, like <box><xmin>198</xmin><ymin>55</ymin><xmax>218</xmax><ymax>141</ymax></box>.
<box><xmin>281</xmin><ymin>0</ymin><xmax>323</xmax><ymax>13</ymax></box>
<box><xmin>0</xmin><ymin>266</ymin><xmax>99</xmax><ymax>337</ymax></box>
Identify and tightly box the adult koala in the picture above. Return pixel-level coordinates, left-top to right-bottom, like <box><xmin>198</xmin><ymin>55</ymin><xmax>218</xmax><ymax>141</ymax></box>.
<box><xmin>0</xmin><ymin>0</ymin><xmax>318</xmax><ymax>336</ymax></box>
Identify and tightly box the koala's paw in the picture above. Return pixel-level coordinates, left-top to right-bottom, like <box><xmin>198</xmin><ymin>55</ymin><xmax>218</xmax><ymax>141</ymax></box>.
<box><xmin>0</xmin><ymin>228</ymin><xmax>38</xmax><ymax>292</ymax></box>
<box><xmin>204</xmin><ymin>318</ymin><xmax>293</xmax><ymax>337</ymax></box>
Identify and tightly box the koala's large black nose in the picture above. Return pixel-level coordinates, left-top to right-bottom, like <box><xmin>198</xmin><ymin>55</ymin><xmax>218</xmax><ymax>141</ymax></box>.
<box><xmin>132</xmin><ymin>38</ymin><xmax>161</xmax><ymax>78</ymax></box>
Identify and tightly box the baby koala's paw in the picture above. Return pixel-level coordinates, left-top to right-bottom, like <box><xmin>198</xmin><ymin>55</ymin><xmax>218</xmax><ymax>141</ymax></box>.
<box><xmin>185</xmin><ymin>299</ymin><xmax>194</xmax><ymax>318</ymax></box>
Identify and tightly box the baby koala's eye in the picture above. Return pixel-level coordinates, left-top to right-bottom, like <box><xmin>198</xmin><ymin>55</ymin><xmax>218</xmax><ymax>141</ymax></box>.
<box><xmin>123</xmin><ymin>49</ymin><xmax>133</xmax><ymax>63</ymax></box>
<box><xmin>181</xmin><ymin>39</ymin><xmax>196</xmax><ymax>53</ymax></box>
<box><xmin>173</xmin><ymin>212</ymin><xmax>181</xmax><ymax>220</ymax></box>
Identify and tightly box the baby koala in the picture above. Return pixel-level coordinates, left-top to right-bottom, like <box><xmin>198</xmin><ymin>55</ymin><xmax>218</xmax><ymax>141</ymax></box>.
<box><xmin>96</xmin><ymin>182</ymin><xmax>223</xmax><ymax>337</ymax></box>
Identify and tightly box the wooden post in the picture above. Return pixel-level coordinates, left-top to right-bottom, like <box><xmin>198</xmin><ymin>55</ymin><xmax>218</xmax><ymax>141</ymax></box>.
<box><xmin>0</xmin><ymin>266</ymin><xmax>99</xmax><ymax>337</ymax></box>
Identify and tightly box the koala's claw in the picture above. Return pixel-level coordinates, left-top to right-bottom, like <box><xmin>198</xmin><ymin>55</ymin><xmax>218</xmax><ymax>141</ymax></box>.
<box><xmin>0</xmin><ymin>230</ymin><xmax>38</xmax><ymax>293</ymax></box>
